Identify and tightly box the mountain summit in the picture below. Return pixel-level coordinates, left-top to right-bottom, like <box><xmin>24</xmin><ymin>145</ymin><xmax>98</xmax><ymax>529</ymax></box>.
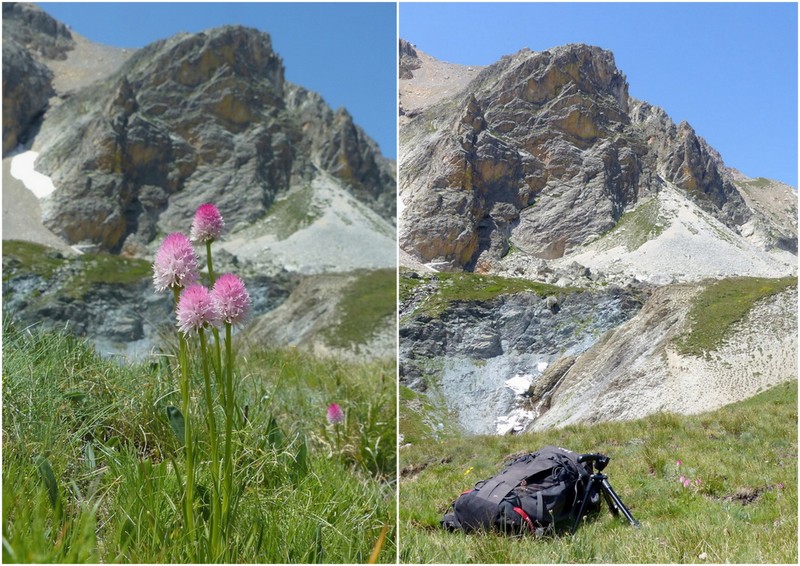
<box><xmin>3</xmin><ymin>5</ymin><xmax>396</xmax><ymax>360</ymax></box>
<box><xmin>399</xmin><ymin>42</ymin><xmax>796</xmax><ymax>436</ymax></box>
<box><xmin>399</xmin><ymin>42</ymin><xmax>796</xmax><ymax>281</ymax></box>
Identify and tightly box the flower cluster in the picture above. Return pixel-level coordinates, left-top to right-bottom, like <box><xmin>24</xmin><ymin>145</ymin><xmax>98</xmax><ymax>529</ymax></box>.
<box><xmin>327</xmin><ymin>403</ymin><xmax>345</xmax><ymax>425</ymax></box>
<box><xmin>152</xmin><ymin>205</ymin><xmax>251</xmax><ymax>334</ymax></box>
<box><xmin>177</xmin><ymin>284</ymin><xmax>220</xmax><ymax>334</ymax></box>
<box><xmin>676</xmin><ymin>460</ymin><xmax>701</xmax><ymax>489</ymax></box>
<box><xmin>212</xmin><ymin>274</ymin><xmax>252</xmax><ymax>326</ymax></box>
<box><xmin>679</xmin><ymin>475</ymin><xmax>702</xmax><ymax>488</ymax></box>
<box><xmin>191</xmin><ymin>203</ymin><xmax>225</xmax><ymax>243</ymax></box>
<box><xmin>153</xmin><ymin>232</ymin><xmax>199</xmax><ymax>291</ymax></box>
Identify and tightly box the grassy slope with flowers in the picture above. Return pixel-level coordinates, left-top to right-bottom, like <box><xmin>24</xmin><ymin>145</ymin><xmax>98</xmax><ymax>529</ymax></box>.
<box><xmin>2</xmin><ymin>313</ymin><xmax>396</xmax><ymax>563</ymax></box>
<box><xmin>399</xmin><ymin>380</ymin><xmax>797</xmax><ymax>563</ymax></box>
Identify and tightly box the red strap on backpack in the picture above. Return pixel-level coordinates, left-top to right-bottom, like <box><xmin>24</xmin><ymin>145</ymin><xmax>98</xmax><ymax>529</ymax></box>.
<box><xmin>513</xmin><ymin>506</ymin><xmax>536</xmax><ymax>532</ymax></box>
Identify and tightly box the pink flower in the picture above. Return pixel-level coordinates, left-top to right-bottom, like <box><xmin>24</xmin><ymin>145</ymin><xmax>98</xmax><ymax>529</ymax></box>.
<box><xmin>153</xmin><ymin>232</ymin><xmax>199</xmax><ymax>292</ymax></box>
<box><xmin>190</xmin><ymin>203</ymin><xmax>225</xmax><ymax>243</ymax></box>
<box><xmin>679</xmin><ymin>475</ymin><xmax>686</xmax><ymax>483</ymax></box>
<box><xmin>176</xmin><ymin>284</ymin><xmax>220</xmax><ymax>334</ymax></box>
<box><xmin>778</xmin><ymin>482</ymin><xmax>785</xmax><ymax>490</ymax></box>
<box><xmin>683</xmin><ymin>479</ymin><xmax>691</xmax><ymax>488</ymax></box>
<box><xmin>327</xmin><ymin>403</ymin><xmax>344</xmax><ymax>425</ymax></box>
<box><xmin>695</xmin><ymin>478</ymin><xmax>702</xmax><ymax>486</ymax></box>
<box><xmin>676</xmin><ymin>460</ymin><xmax>683</xmax><ymax>467</ymax></box>
<box><xmin>211</xmin><ymin>273</ymin><xmax>251</xmax><ymax>326</ymax></box>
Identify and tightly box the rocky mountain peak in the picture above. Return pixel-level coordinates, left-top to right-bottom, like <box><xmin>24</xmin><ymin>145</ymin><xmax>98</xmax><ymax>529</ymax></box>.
<box><xmin>399</xmin><ymin>39</ymin><xmax>421</xmax><ymax>79</ymax></box>
<box><xmin>9</xmin><ymin>20</ymin><xmax>393</xmax><ymax>253</ymax></box>
<box><xmin>123</xmin><ymin>25</ymin><xmax>285</xmax><ymax>98</ymax></box>
<box><xmin>2</xmin><ymin>2</ymin><xmax>75</xmax><ymax>60</ymax></box>
<box><xmin>399</xmin><ymin>43</ymin><xmax>785</xmax><ymax>274</ymax></box>
<box><xmin>477</xmin><ymin>44</ymin><xmax>629</xmax><ymax>117</ymax></box>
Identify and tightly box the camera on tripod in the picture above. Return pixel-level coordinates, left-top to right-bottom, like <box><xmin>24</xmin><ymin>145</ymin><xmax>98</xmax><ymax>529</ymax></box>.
<box><xmin>577</xmin><ymin>452</ymin><xmax>610</xmax><ymax>472</ymax></box>
<box><xmin>572</xmin><ymin>452</ymin><xmax>640</xmax><ymax>534</ymax></box>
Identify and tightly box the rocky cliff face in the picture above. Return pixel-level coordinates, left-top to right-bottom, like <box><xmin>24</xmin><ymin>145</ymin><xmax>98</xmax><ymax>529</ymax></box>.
<box><xmin>2</xmin><ymin>3</ymin><xmax>74</xmax><ymax>153</ymax></box>
<box><xmin>399</xmin><ymin>270</ymin><xmax>643</xmax><ymax>434</ymax></box>
<box><xmin>3</xmin><ymin>6</ymin><xmax>397</xmax><ymax>361</ymax></box>
<box><xmin>12</xmin><ymin>23</ymin><xmax>394</xmax><ymax>253</ymax></box>
<box><xmin>399</xmin><ymin>43</ymin><xmax>790</xmax><ymax>274</ymax></box>
<box><xmin>398</xmin><ymin>42</ymin><xmax>797</xmax><ymax>437</ymax></box>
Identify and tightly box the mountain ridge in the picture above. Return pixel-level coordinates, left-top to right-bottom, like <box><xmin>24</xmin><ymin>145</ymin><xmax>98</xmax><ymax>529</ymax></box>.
<box><xmin>398</xmin><ymin>40</ymin><xmax>797</xmax><ymax>435</ymax></box>
<box><xmin>399</xmin><ymin>41</ymin><xmax>796</xmax><ymax>278</ymax></box>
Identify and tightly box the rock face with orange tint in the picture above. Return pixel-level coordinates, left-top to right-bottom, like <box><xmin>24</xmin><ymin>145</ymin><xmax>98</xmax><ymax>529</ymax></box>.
<box><xmin>399</xmin><ymin>43</ymin><xmax>772</xmax><ymax>271</ymax></box>
<box><xmin>5</xmin><ymin>13</ymin><xmax>394</xmax><ymax>253</ymax></box>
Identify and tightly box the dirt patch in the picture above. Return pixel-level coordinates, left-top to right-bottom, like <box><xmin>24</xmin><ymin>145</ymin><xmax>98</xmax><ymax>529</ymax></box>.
<box><xmin>720</xmin><ymin>485</ymin><xmax>779</xmax><ymax>506</ymax></box>
<box><xmin>400</xmin><ymin>456</ymin><xmax>452</xmax><ymax>480</ymax></box>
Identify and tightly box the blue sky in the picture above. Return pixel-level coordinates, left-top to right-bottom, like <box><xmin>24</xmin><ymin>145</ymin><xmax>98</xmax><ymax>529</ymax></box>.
<box><xmin>37</xmin><ymin>2</ymin><xmax>397</xmax><ymax>159</ymax></box>
<box><xmin>401</xmin><ymin>2</ymin><xmax>798</xmax><ymax>187</ymax></box>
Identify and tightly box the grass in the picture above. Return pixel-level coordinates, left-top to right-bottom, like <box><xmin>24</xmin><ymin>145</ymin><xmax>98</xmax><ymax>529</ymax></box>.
<box><xmin>401</xmin><ymin>271</ymin><xmax>577</xmax><ymax>318</ymax></box>
<box><xmin>675</xmin><ymin>276</ymin><xmax>797</xmax><ymax>356</ymax></box>
<box><xmin>399</xmin><ymin>381</ymin><xmax>797</xmax><ymax>563</ymax></box>
<box><xmin>737</xmin><ymin>177</ymin><xmax>772</xmax><ymax>189</ymax></box>
<box><xmin>2</xmin><ymin>240</ymin><xmax>64</xmax><ymax>281</ymax></box>
<box><xmin>2</xmin><ymin>320</ymin><xmax>396</xmax><ymax>563</ymax></box>
<box><xmin>323</xmin><ymin>268</ymin><xmax>396</xmax><ymax>349</ymax></box>
<box><xmin>2</xmin><ymin>239</ymin><xmax>152</xmax><ymax>298</ymax></box>
<box><xmin>596</xmin><ymin>197</ymin><xmax>665</xmax><ymax>252</ymax></box>
<box><xmin>262</xmin><ymin>184</ymin><xmax>322</xmax><ymax>240</ymax></box>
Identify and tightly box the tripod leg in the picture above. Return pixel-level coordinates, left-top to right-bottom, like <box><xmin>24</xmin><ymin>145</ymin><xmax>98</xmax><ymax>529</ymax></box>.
<box><xmin>600</xmin><ymin>478</ymin><xmax>640</xmax><ymax>528</ymax></box>
<box><xmin>571</xmin><ymin>477</ymin><xmax>596</xmax><ymax>535</ymax></box>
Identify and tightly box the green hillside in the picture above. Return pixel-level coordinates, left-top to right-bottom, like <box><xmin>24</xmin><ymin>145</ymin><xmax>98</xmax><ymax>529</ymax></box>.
<box><xmin>2</xmin><ymin>320</ymin><xmax>396</xmax><ymax>563</ymax></box>
<box><xmin>400</xmin><ymin>381</ymin><xmax>797</xmax><ymax>563</ymax></box>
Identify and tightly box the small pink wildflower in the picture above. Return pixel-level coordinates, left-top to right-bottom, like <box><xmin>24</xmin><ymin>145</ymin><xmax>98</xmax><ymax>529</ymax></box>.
<box><xmin>327</xmin><ymin>403</ymin><xmax>344</xmax><ymax>425</ymax></box>
<box><xmin>778</xmin><ymin>482</ymin><xmax>785</xmax><ymax>490</ymax></box>
<box><xmin>190</xmin><ymin>203</ymin><xmax>225</xmax><ymax>243</ymax></box>
<box><xmin>176</xmin><ymin>284</ymin><xmax>220</xmax><ymax>334</ymax></box>
<box><xmin>211</xmin><ymin>273</ymin><xmax>251</xmax><ymax>325</ymax></box>
<box><xmin>153</xmin><ymin>232</ymin><xmax>199</xmax><ymax>292</ymax></box>
<box><xmin>695</xmin><ymin>478</ymin><xmax>702</xmax><ymax>486</ymax></box>
<box><xmin>676</xmin><ymin>460</ymin><xmax>683</xmax><ymax>467</ymax></box>
<box><xmin>679</xmin><ymin>475</ymin><xmax>686</xmax><ymax>483</ymax></box>
<box><xmin>683</xmin><ymin>479</ymin><xmax>691</xmax><ymax>488</ymax></box>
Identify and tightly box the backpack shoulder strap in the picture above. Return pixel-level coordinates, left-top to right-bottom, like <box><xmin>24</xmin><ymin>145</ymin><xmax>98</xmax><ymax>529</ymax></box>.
<box><xmin>475</xmin><ymin>454</ymin><xmax>557</xmax><ymax>503</ymax></box>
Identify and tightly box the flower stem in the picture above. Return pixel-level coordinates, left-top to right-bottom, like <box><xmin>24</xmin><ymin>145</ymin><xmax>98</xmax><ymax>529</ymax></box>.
<box><xmin>205</xmin><ymin>239</ymin><xmax>223</xmax><ymax>390</ymax></box>
<box><xmin>199</xmin><ymin>327</ymin><xmax>221</xmax><ymax>560</ymax></box>
<box><xmin>221</xmin><ymin>322</ymin><xmax>234</xmax><ymax>546</ymax></box>
<box><xmin>173</xmin><ymin>286</ymin><xmax>195</xmax><ymax>560</ymax></box>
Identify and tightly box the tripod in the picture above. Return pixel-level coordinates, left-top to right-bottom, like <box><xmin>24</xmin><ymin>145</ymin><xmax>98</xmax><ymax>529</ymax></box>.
<box><xmin>571</xmin><ymin>453</ymin><xmax>640</xmax><ymax>534</ymax></box>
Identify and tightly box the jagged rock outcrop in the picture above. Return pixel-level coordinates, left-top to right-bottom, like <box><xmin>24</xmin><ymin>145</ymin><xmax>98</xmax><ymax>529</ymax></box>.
<box><xmin>399</xmin><ymin>39</ymin><xmax>421</xmax><ymax>80</ymax></box>
<box><xmin>526</xmin><ymin>283</ymin><xmax>798</xmax><ymax>430</ymax></box>
<box><xmin>21</xmin><ymin>25</ymin><xmax>393</xmax><ymax>252</ymax></box>
<box><xmin>2</xmin><ymin>2</ymin><xmax>74</xmax><ymax>60</ymax></box>
<box><xmin>2</xmin><ymin>3</ymin><xmax>74</xmax><ymax>153</ymax></box>
<box><xmin>399</xmin><ymin>272</ymin><xmax>643</xmax><ymax>433</ymax></box>
<box><xmin>2</xmin><ymin>38</ymin><xmax>54</xmax><ymax>153</ymax></box>
<box><xmin>399</xmin><ymin>43</ymin><xmax>777</xmax><ymax>272</ymax></box>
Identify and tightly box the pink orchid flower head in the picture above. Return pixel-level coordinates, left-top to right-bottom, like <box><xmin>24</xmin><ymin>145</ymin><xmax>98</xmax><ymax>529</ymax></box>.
<box><xmin>191</xmin><ymin>203</ymin><xmax>225</xmax><ymax>243</ymax></box>
<box><xmin>153</xmin><ymin>232</ymin><xmax>199</xmax><ymax>292</ymax></box>
<box><xmin>327</xmin><ymin>403</ymin><xmax>344</xmax><ymax>425</ymax></box>
<box><xmin>176</xmin><ymin>284</ymin><xmax>220</xmax><ymax>334</ymax></box>
<box><xmin>211</xmin><ymin>273</ymin><xmax>251</xmax><ymax>326</ymax></box>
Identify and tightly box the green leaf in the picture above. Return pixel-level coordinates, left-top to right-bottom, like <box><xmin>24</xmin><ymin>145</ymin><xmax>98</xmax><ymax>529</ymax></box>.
<box><xmin>35</xmin><ymin>454</ymin><xmax>60</xmax><ymax>511</ymax></box>
<box><xmin>266</xmin><ymin>416</ymin><xmax>284</xmax><ymax>448</ymax></box>
<box><xmin>166</xmin><ymin>406</ymin><xmax>185</xmax><ymax>446</ymax></box>
<box><xmin>293</xmin><ymin>435</ymin><xmax>309</xmax><ymax>481</ymax></box>
<box><xmin>84</xmin><ymin>441</ymin><xmax>96</xmax><ymax>471</ymax></box>
<box><xmin>195</xmin><ymin>483</ymin><xmax>211</xmax><ymax>522</ymax></box>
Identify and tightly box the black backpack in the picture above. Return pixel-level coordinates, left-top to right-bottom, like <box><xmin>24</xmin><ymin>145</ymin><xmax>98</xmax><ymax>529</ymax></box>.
<box><xmin>441</xmin><ymin>446</ymin><xmax>600</xmax><ymax>535</ymax></box>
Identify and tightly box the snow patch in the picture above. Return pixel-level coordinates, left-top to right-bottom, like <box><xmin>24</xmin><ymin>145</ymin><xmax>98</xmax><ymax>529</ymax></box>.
<box><xmin>505</xmin><ymin>374</ymin><xmax>534</xmax><ymax>395</ymax></box>
<box><xmin>10</xmin><ymin>151</ymin><xmax>57</xmax><ymax>199</ymax></box>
